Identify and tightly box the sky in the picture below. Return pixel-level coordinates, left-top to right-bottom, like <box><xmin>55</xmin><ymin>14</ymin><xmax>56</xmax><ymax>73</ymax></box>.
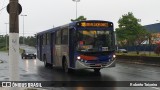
<box><xmin>0</xmin><ymin>0</ymin><xmax>160</xmax><ymax>36</ymax></box>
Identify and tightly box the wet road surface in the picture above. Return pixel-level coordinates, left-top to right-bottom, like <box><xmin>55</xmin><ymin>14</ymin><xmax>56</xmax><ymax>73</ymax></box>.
<box><xmin>0</xmin><ymin>50</ymin><xmax>160</xmax><ymax>90</ymax></box>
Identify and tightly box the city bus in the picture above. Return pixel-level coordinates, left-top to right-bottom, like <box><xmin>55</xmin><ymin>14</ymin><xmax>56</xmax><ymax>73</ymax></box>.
<box><xmin>37</xmin><ymin>20</ymin><xmax>116</xmax><ymax>73</ymax></box>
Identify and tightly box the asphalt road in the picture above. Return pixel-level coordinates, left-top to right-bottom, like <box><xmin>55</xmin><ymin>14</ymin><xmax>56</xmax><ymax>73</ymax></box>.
<box><xmin>0</xmin><ymin>46</ymin><xmax>160</xmax><ymax>90</ymax></box>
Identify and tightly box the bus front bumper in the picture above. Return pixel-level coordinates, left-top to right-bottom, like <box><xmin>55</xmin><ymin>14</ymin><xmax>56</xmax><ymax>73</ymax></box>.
<box><xmin>74</xmin><ymin>59</ymin><xmax>116</xmax><ymax>70</ymax></box>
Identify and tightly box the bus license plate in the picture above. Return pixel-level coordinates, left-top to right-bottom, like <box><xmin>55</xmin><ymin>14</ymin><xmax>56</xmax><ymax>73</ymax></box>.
<box><xmin>96</xmin><ymin>64</ymin><xmax>101</xmax><ymax>66</ymax></box>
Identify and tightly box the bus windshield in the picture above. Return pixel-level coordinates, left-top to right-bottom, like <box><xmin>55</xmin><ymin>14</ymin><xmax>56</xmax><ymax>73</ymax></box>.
<box><xmin>76</xmin><ymin>30</ymin><xmax>114</xmax><ymax>52</ymax></box>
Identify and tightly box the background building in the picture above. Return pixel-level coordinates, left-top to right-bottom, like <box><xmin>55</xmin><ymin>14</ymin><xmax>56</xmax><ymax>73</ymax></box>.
<box><xmin>144</xmin><ymin>23</ymin><xmax>160</xmax><ymax>44</ymax></box>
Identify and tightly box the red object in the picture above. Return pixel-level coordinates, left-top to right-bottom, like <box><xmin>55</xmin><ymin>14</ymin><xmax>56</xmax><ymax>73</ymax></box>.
<box><xmin>79</xmin><ymin>41</ymin><xmax>84</xmax><ymax>45</ymax></box>
<box><xmin>80</xmin><ymin>55</ymin><xmax>97</xmax><ymax>60</ymax></box>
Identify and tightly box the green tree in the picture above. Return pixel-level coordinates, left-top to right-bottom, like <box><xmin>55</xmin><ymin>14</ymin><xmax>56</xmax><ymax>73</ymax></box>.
<box><xmin>25</xmin><ymin>35</ymin><xmax>36</xmax><ymax>46</ymax></box>
<box><xmin>19</xmin><ymin>36</ymin><xmax>23</xmax><ymax>44</ymax></box>
<box><xmin>19</xmin><ymin>34</ymin><xmax>36</xmax><ymax>47</ymax></box>
<box><xmin>71</xmin><ymin>15</ymin><xmax>87</xmax><ymax>21</ymax></box>
<box><xmin>116</xmin><ymin>12</ymin><xmax>148</xmax><ymax>47</ymax></box>
<box><xmin>0</xmin><ymin>35</ymin><xmax>9</xmax><ymax>51</ymax></box>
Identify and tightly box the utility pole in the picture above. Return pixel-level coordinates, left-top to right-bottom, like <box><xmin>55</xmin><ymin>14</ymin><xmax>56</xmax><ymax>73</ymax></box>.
<box><xmin>7</xmin><ymin>0</ymin><xmax>22</xmax><ymax>89</ymax></box>
<box><xmin>8</xmin><ymin>0</ymin><xmax>21</xmax><ymax>89</ymax></box>
<box><xmin>9</xmin><ymin>0</ymin><xmax>19</xmax><ymax>80</ymax></box>
<box><xmin>9</xmin><ymin>0</ymin><xmax>20</xmax><ymax>84</ymax></box>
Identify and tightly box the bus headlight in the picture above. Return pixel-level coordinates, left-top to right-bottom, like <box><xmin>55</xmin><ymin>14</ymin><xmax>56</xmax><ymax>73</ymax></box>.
<box><xmin>113</xmin><ymin>55</ymin><xmax>116</xmax><ymax>58</ymax></box>
<box><xmin>77</xmin><ymin>56</ymin><xmax>81</xmax><ymax>60</ymax></box>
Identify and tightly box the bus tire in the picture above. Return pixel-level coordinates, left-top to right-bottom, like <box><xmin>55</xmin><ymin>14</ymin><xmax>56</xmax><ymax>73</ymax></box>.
<box><xmin>63</xmin><ymin>59</ymin><xmax>68</xmax><ymax>72</ymax></box>
<box><xmin>94</xmin><ymin>68</ymin><xmax>100</xmax><ymax>73</ymax></box>
<box><xmin>43</xmin><ymin>55</ymin><xmax>51</xmax><ymax>67</ymax></box>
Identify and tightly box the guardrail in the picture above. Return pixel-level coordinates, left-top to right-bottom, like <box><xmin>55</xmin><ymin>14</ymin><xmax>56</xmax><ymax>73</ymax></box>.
<box><xmin>117</xmin><ymin>55</ymin><xmax>160</xmax><ymax>66</ymax></box>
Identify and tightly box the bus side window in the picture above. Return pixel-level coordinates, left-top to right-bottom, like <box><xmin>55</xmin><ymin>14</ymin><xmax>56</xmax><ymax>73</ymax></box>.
<box><xmin>62</xmin><ymin>28</ymin><xmax>68</xmax><ymax>44</ymax></box>
<box><xmin>41</xmin><ymin>36</ymin><xmax>43</xmax><ymax>45</ymax></box>
<box><xmin>46</xmin><ymin>33</ymin><xmax>50</xmax><ymax>45</ymax></box>
<box><xmin>56</xmin><ymin>31</ymin><xmax>61</xmax><ymax>45</ymax></box>
<box><xmin>42</xmin><ymin>33</ymin><xmax>48</xmax><ymax>45</ymax></box>
<box><xmin>43</xmin><ymin>34</ymin><xmax>46</xmax><ymax>45</ymax></box>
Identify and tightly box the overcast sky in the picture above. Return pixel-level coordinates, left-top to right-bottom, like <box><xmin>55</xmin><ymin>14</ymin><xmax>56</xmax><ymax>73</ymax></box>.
<box><xmin>0</xmin><ymin>0</ymin><xmax>160</xmax><ymax>36</ymax></box>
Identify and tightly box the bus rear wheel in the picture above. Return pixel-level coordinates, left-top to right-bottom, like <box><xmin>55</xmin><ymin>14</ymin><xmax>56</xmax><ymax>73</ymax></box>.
<box><xmin>43</xmin><ymin>55</ymin><xmax>51</xmax><ymax>67</ymax></box>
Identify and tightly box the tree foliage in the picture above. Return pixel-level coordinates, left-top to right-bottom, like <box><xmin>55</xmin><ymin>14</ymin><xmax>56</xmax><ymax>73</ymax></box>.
<box><xmin>0</xmin><ymin>35</ymin><xmax>36</xmax><ymax>50</ymax></box>
<box><xmin>0</xmin><ymin>35</ymin><xmax>9</xmax><ymax>50</ymax></box>
<box><xmin>71</xmin><ymin>15</ymin><xmax>87</xmax><ymax>21</ymax></box>
<box><xmin>25</xmin><ymin>35</ymin><xmax>36</xmax><ymax>46</ymax></box>
<box><xmin>116</xmin><ymin>12</ymin><xmax>148</xmax><ymax>46</ymax></box>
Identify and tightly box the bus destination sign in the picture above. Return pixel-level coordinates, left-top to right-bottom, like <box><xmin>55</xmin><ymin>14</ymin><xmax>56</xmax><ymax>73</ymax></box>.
<box><xmin>79</xmin><ymin>22</ymin><xmax>111</xmax><ymax>27</ymax></box>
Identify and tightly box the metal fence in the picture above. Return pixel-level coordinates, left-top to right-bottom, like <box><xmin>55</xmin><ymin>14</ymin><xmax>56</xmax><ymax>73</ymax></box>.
<box><xmin>118</xmin><ymin>44</ymin><xmax>158</xmax><ymax>51</ymax></box>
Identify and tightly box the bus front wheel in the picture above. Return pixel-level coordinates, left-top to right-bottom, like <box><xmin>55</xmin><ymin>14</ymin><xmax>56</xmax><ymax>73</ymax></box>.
<box><xmin>63</xmin><ymin>60</ymin><xmax>69</xmax><ymax>73</ymax></box>
<box><xmin>94</xmin><ymin>68</ymin><xmax>100</xmax><ymax>73</ymax></box>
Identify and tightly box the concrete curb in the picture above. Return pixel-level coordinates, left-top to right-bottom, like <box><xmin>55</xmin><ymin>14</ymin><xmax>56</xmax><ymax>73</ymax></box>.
<box><xmin>117</xmin><ymin>60</ymin><xmax>160</xmax><ymax>67</ymax></box>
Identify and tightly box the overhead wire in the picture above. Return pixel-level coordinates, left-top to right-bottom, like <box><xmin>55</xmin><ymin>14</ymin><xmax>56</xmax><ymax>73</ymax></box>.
<box><xmin>0</xmin><ymin>6</ymin><xmax>7</xmax><ymax>13</ymax></box>
<box><xmin>0</xmin><ymin>0</ymin><xmax>7</xmax><ymax>14</ymax></box>
<box><xmin>0</xmin><ymin>0</ymin><xmax>8</xmax><ymax>34</ymax></box>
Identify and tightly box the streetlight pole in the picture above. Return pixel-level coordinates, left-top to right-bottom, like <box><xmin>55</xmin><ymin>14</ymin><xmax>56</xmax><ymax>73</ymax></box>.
<box><xmin>21</xmin><ymin>14</ymin><xmax>27</xmax><ymax>45</ymax></box>
<box><xmin>72</xmin><ymin>0</ymin><xmax>80</xmax><ymax>19</ymax></box>
<box><xmin>5</xmin><ymin>23</ymin><xmax>9</xmax><ymax>51</ymax></box>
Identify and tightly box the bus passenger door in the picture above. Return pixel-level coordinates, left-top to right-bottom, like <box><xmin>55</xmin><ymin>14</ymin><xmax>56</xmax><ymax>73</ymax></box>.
<box><xmin>69</xmin><ymin>28</ymin><xmax>76</xmax><ymax>68</ymax></box>
<box><xmin>46</xmin><ymin>33</ymin><xmax>52</xmax><ymax>64</ymax></box>
<box><xmin>55</xmin><ymin>30</ymin><xmax>62</xmax><ymax>66</ymax></box>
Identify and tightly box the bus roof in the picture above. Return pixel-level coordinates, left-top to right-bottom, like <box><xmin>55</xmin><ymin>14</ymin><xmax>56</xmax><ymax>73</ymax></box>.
<box><xmin>37</xmin><ymin>20</ymin><xmax>113</xmax><ymax>35</ymax></box>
